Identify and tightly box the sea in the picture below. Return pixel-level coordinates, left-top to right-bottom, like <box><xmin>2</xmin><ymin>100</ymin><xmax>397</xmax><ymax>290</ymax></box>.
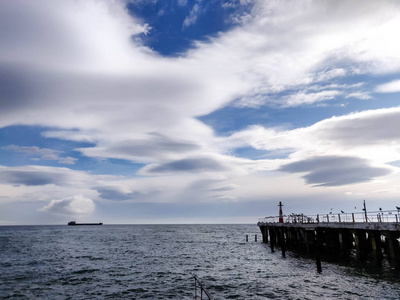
<box><xmin>1</xmin><ymin>224</ymin><xmax>400</xmax><ymax>299</ymax></box>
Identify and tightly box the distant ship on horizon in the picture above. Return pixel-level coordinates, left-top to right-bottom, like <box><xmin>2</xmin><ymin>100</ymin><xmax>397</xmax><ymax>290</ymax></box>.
<box><xmin>68</xmin><ymin>221</ymin><xmax>103</xmax><ymax>226</ymax></box>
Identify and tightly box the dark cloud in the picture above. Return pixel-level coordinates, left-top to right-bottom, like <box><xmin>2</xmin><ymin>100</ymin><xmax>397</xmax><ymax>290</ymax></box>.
<box><xmin>279</xmin><ymin>156</ymin><xmax>392</xmax><ymax>186</ymax></box>
<box><xmin>0</xmin><ymin>170</ymin><xmax>68</xmax><ymax>186</ymax></box>
<box><xmin>145</xmin><ymin>157</ymin><xmax>227</xmax><ymax>174</ymax></box>
<box><xmin>0</xmin><ymin>64</ymin><xmax>31</xmax><ymax>112</ymax></box>
<box><xmin>210</xmin><ymin>185</ymin><xmax>236</xmax><ymax>192</ymax></box>
<box><xmin>94</xmin><ymin>186</ymin><xmax>144</xmax><ymax>201</ymax></box>
<box><xmin>108</xmin><ymin>133</ymin><xmax>199</xmax><ymax>158</ymax></box>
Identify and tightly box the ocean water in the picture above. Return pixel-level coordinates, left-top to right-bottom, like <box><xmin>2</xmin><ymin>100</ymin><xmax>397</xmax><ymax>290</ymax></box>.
<box><xmin>1</xmin><ymin>224</ymin><xmax>400</xmax><ymax>299</ymax></box>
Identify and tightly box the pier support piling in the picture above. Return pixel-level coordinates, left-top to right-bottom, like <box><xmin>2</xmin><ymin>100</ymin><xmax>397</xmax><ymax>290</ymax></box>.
<box><xmin>370</xmin><ymin>231</ymin><xmax>383</xmax><ymax>266</ymax></box>
<box><xmin>385</xmin><ymin>233</ymin><xmax>400</xmax><ymax>269</ymax></box>
<box><xmin>270</xmin><ymin>230</ymin><xmax>276</xmax><ymax>253</ymax></box>
<box><xmin>354</xmin><ymin>230</ymin><xmax>368</xmax><ymax>261</ymax></box>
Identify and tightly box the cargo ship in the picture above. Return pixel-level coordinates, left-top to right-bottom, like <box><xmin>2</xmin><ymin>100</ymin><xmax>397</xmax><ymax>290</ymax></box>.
<box><xmin>68</xmin><ymin>221</ymin><xmax>103</xmax><ymax>226</ymax></box>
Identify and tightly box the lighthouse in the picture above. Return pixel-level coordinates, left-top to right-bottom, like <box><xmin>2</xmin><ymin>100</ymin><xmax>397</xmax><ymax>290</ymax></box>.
<box><xmin>278</xmin><ymin>201</ymin><xmax>284</xmax><ymax>223</ymax></box>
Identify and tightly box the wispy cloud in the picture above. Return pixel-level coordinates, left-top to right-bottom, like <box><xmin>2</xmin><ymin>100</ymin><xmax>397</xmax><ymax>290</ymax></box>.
<box><xmin>283</xmin><ymin>90</ymin><xmax>342</xmax><ymax>107</ymax></box>
<box><xmin>182</xmin><ymin>3</ymin><xmax>201</xmax><ymax>28</ymax></box>
<box><xmin>177</xmin><ymin>0</ymin><xmax>187</xmax><ymax>7</ymax></box>
<box><xmin>2</xmin><ymin>145</ymin><xmax>77</xmax><ymax>164</ymax></box>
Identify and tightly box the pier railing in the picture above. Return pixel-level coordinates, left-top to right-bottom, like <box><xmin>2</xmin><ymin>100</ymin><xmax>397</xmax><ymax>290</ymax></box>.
<box><xmin>258</xmin><ymin>209</ymin><xmax>400</xmax><ymax>224</ymax></box>
<box><xmin>194</xmin><ymin>275</ymin><xmax>212</xmax><ymax>300</ymax></box>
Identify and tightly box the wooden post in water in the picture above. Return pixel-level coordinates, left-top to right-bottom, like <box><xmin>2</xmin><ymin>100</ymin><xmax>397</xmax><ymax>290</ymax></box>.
<box><xmin>315</xmin><ymin>229</ymin><xmax>322</xmax><ymax>273</ymax></box>
<box><xmin>255</xmin><ymin>234</ymin><xmax>257</xmax><ymax>242</ymax></box>
<box><xmin>246</xmin><ymin>235</ymin><xmax>248</xmax><ymax>242</ymax></box>
<box><xmin>316</xmin><ymin>255</ymin><xmax>322</xmax><ymax>273</ymax></box>
<box><xmin>262</xmin><ymin>227</ymin><xmax>268</xmax><ymax>243</ymax></box>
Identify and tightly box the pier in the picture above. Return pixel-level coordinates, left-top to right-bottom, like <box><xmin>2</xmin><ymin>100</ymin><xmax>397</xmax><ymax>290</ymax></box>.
<box><xmin>258</xmin><ymin>202</ymin><xmax>400</xmax><ymax>269</ymax></box>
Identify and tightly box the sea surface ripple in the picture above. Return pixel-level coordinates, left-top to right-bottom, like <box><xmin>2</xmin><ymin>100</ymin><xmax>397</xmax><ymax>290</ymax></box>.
<box><xmin>1</xmin><ymin>224</ymin><xmax>400</xmax><ymax>299</ymax></box>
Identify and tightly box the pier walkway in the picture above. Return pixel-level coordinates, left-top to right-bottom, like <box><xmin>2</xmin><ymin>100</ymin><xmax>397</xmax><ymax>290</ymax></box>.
<box><xmin>258</xmin><ymin>204</ymin><xmax>400</xmax><ymax>269</ymax></box>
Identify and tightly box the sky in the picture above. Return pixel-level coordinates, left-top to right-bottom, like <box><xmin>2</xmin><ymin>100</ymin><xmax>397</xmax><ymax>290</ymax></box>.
<box><xmin>1</xmin><ymin>0</ymin><xmax>400</xmax><ymax>225</ymax></box>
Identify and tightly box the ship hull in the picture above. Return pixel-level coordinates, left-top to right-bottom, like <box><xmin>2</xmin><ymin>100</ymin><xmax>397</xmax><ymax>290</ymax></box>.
<box><xmin>68</xmin><ymin>222</ymin><xmax>103</xmax><ymax>226</ymax></box>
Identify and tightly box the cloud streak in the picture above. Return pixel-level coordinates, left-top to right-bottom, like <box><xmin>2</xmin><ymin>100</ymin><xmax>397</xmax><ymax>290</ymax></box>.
<box><xmin>2</xmin><ymin>145</ymin><xmax>77</xmax><ymax>164</ymax></box>
<box><xmin>0</xmin><ymin>166</ymin><xmax>92</xmax><ymax>187</ymax></box>
<box><xmin>144</xmin><ymin>157</ymin><xmax>228</xmax><ymax>174</ymax></box>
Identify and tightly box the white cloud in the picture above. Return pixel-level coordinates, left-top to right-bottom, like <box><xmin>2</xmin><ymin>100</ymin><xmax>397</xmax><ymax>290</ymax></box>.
<box><xmin>1</xmin><ymin>0</ymin><xmax>400</xmax><ymax>146</ymax></box>
<box><xmin>375</xmin><ymin>79</ymin><xmax>400</xmax><ymax>93</ymax></box>
<box><xmin>279</xmin><ymin>155</ymin><xmax>392</xmax><ymax>186</ymax></box>
<box><xmin>227</xmin><ymin>107</ymin><xmax>400</xmax><ymax>168</ymax></box>
<box><xmin>2</xmin><ymin>0</ymin><xmax>400</xmax><ymax>223</ymax></box>
<box><xmin>40</xmin><ymin>195</ymin><xmax>95</xmax><ymax>215</ymax></box>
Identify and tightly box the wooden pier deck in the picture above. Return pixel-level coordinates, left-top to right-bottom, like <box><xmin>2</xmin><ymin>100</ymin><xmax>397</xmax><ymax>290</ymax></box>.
<box><xmin>258</xmin><ymin>207</ymin><xmax>400</xmax><ymax>269</ymax></box>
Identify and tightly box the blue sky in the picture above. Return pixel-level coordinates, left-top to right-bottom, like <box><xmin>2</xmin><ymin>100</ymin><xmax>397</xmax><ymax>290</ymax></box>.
<box><xmin>1</xmin><ymin>0</ymin><xmax>400</xmax><ymax>224</ymax></box>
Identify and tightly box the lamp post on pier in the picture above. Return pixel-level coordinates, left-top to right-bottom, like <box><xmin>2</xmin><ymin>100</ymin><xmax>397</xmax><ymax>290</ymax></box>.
<box><xmin>363</xmin><ymin>200</ymin><xmax>368</xmax><ymax>222</ymax></box>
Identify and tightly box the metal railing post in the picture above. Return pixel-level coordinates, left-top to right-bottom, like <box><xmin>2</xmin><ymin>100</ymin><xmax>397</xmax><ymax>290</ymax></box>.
<box><xmin>194</xmin><ymin>275</ymin><xmax>212</xmax><ymax>300</ymax></box>
<box><xmin>259</xmin><ymin>208</ymin><xmax>399</xmax><ymax>225</ymax></box>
